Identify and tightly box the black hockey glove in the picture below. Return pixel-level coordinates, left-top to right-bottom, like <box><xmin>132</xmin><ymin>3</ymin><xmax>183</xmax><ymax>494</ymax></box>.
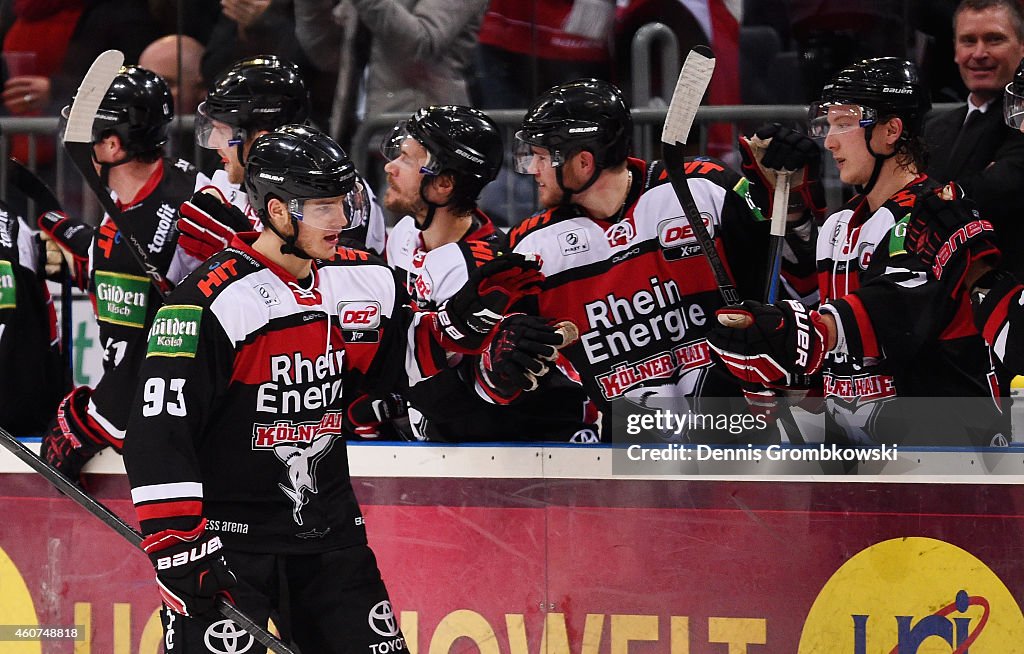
<box><xmin>345</xmin><ymin>392</ymin><xmax>408</xmax><ymax>439</ymax></box>
<box><xmin>706</xmin><ymin>300</ymin><xmax>828</xmax><ymax>387</ymax></box>
<box><xmin>40</xmin><ymin>387</ymin><xmax>116</xmax><ymax>483</ymax></box>
<box><xmin>477</xmin><ymin>314</ymin><xmax>564</xmax><ymax>401</ymax></box>
<box><xmin>972</xmin><ymin>269</ymin><xmax>1024</xmax><ymax>374</ymax></box>
<box><xmin>739</xmin><ymin>123</ymin><xmax>826</xmax><ymax>222</ymax></box>
<box><xmin>37</xmin><ymin>211</ymin><xmax>92</xmax><ymax>287</ymax></box>
<box><xmin>904</xmin><ymin>183</ymin><xmax>999</xmax><ymax>283</ymax></box>
<box><xmin>177</xmin><ymin>188</ymin><xmax>252</xmax><ymax>261</ymax></box>
<box><xmin>434</xmin><ymin>253</ymin><xmax>545</xmax><ymax>353</ymax></box>
<box><xmin>141</xmin><ymin>519</ymin><xmax>237</xmax><ymax>618</ymax></box>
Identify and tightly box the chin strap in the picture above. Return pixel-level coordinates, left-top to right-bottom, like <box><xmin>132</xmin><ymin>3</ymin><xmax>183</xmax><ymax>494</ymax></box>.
<box><xmin>262</xmin><ymin>210</ymin><xmax>313</xmax><ymax>259</ymax></box>
<box><xmin>555</xmin><ymin>157</ymin><xmax>602</xmax><ymax>207</ymax></box>
<box><xmin>415</xmin><ymin>177</ymin><xmax>453</xmax><ymax>231</ymax></box>
<box><xmin>92</xmin><ymin>148</ymin><xmax>134</xmax><ymax>188</ymax></box>
<box><xmin>854</xmin><ymin>126</ymin><xmax>897</xmax><ymax>196</ymax></box>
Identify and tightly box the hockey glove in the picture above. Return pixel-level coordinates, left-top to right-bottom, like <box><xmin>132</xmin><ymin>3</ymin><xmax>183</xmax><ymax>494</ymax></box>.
<box><xmin>904</xmin><ymin>183</ymin><xmax>999</xmax><ymax>283</ymax></box>
<box><xmin>972</xmin><ymin>269</ymin><xmax>1024</xmax><ymax>374</ymax></box>
<box><xmin>177</xmin><ymin>188</ymin><xmax>252</xmax><ymax>261</ymax></box>
<box><xmin>345</xmin><ymin>392</ymin><xmax>408</xmax><ymax>439</ymax></box>
<box><xmin>706</xmin><ymin>300</ymin><xmax>828</xmax><ymax>387</ymax></box>
<box><xmin>40</xmin><ymin>387</ymin><xmax>118</xmax><ymax>482</ymax></box>
<box><xmin>141</xmin><ymin>519</ymin><xmax>237</xmax><ymax>618</ymax></box>
<box><xmin>477</xmin><ymin>314</ymin><xmax>564</xmax><ymax>401</ymax></box>
<box><xmin>739</xmin><ymin>123</ymin><xmax>826</xmax><ymax>223</ymax></box>
<box><xmin>434</xmin><ymin>253</ymin><xmax>545</xmax><ymax>353</ymax></box>
<box><xmin>37</xmin><ymin>211</ymin><xmax>92</xmax><ymax>287</ymax></box>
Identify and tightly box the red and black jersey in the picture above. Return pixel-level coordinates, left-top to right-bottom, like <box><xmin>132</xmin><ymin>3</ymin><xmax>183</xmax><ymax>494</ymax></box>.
<box><xmin>86</xmin><ymin>158</ymin><xmax>208</xmax><ymax>441</ymax></box>
<box><xmin>816</xmin><ymin>176</ymin><xmax>1004</xmax><ymax>446</ymax></box>
<box><xmin>507</xmin><ymin>157</ymin><xmax>816</xmax><ymax>439</ymax></box>
<box><xmin>0</xmin><ymin>208</ymin><xmax>62</xmax><ymax>435</ymax></box>
<box><xmin>123</xmin><ymin>235</ymin><xmax>437</xmax><ymax>552</ymax></box>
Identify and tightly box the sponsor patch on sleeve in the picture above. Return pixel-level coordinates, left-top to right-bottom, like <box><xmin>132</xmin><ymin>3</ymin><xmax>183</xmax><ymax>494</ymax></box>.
<box><xmin>147</xmin><ymin>305</ymin><xmax>203</xmax><ymax>358</ymax></box>
<box><xmin>0</xmin><ymin>260</ymin><xmax>16</xmax><ymax>309</ymax></box>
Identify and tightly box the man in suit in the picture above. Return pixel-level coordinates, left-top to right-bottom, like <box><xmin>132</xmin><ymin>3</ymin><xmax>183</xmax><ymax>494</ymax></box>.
<box><xmin>924</xmin><ymin>0</ymin><xmax>1024</xmax><ymax>276</ymax></box>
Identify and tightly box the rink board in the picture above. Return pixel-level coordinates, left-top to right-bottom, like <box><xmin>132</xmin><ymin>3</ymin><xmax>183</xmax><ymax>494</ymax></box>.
<box><xmin>2</xmin><ymin>444</ymin><xmax>1024</xmax><ymax>653</ymax></box>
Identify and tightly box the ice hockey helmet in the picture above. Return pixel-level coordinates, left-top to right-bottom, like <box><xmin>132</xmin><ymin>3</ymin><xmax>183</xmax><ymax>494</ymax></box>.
<box><xmin>400</xmin><ymin>105</ymin><xmax>503</xmax><ymax>197</ymax></box>
<box><xmin>82</xmin><ymin>65</ymin><xmax>173</xmax><ymax>155</ymax></box>
<box><xmin>202</xmin><ymin>55</ymin><xmax>309</xmax><ymax>132</ymax></box>
<box><xmin>817</xmin><ymin>57</ymin><xmax>931</xmax><ymax>135</ymax></box>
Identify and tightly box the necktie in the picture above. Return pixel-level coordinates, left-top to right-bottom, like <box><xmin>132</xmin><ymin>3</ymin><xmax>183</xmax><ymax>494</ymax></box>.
<box><xmin>947</xmin><ymin>109</ymin><xmax>985</xmax><ymax>171</ymax></box>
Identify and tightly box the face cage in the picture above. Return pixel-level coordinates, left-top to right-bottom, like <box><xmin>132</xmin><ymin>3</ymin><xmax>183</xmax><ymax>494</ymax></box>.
<box><xmin>380</xmin><ymin>122</ymin><xmax>441</xmax><ymax>175</ymax></box>
<box><xmin>1005</xmin><ymin>84</ymin><xmax>1024</xmax><ymax>130</ymax></box>
<box><xmin>512</xmin><ymin>134</ymin><xmax>568</xmax><ymax>174</ymax></box>
<box><xmin>195</xmin><ymin>102</ymin><xmax>244</xmax><ymax>150</ymax></box>
<box><xmin>808</xmin><ymin>102</ymin><xmax>878</xmax><ymax>139</ymax></box>
<box><xmin>285</xmin><ymin>178</ymin><xmax>369</xmax><ymax>232</ymax></box>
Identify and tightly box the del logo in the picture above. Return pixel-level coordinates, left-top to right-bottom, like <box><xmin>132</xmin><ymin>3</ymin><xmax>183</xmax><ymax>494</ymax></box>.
<box><xmin>658</xmin><ymin>214</ymin><xmax>713</xmax><ymax>260</ymax></box>
<box><xmin>147</xmin><ymin>305</ymin><xmax>202</xmax><ymax>358</ymax></box>
<box><xmin>338</xmin><ymin>301</ymin><xmax>381</xmax><ymax>329</ymax></box>
<box><xmin>798</xmin><ymin>537</ymin><xmax>1024</xmax><ymax>653</ymax></box>
<box><xmin>559</xmin><ymin>228</ymin><xmax>590</xmax><ymax>256</ymax></box>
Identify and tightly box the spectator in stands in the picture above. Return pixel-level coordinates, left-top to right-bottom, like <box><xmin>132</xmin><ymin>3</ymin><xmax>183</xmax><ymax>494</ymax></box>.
<box><xmin>923</xmin><ymin>0</ymin><xmax>1024</xmax><ymax>279</ymax></box>
<box><xmin>293</xmin><ymin>0</ymin><xmax>488</xmax><ymax>157</ymax></box>
<box><xmin>139</xmin><ymin>34</ymin><xmax>206</xmax><ymax>115</ymax></box>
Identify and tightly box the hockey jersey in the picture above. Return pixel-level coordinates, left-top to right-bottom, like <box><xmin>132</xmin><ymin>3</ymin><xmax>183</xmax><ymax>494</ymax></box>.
<box><xmin>86</xmin><ymin>158</ymin><xmax>210</xmax><ymax>440</ymax></box>
<box><xmin>815</xmin><ymin>176</ymin><xmax>1004</xmax><ymax>446</ymax></box>
<box><xmin>507</xmin><ymin>157</ymin><xmax>816</xmax><ymax>442</ymax></box>
<box><xmin>124</xmin><ymin>236</ymin><xmax>439</xmax><ymax>552</ymax></box>
<box><xmin>0</xmin><ymin>208</ymin><xmax>62</xmax><ymax>434</ymax></box>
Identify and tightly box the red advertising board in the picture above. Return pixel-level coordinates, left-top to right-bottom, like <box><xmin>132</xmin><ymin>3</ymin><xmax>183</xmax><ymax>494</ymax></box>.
<box><xmin>3</xmin><ymin>470</ymin><xmax>1024</xmax><ymax>653</ymax></box>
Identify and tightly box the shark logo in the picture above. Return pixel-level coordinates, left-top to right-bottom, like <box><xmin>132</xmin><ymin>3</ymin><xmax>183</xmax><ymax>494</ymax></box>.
<box><xmin>273</xmin><ymin>432</ymin><xmax>337</xmax><ymax>525</ymax></box>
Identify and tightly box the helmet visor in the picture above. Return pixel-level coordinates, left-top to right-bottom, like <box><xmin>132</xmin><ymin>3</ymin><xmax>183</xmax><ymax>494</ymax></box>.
<box><xmin>195</xmin><ymin>103</ymin><xmax>243</xmax><ymax>149</ymax></box>
<box><xmin>808</xmin><ymin>102</ymin><xmax>878</xmax><ymax>139</ymax></box>
<box><xmin>287</xmin><ymin>179</ymin><xmax>368</xmax><ymax>232</ymax></box>
<box><xmin>380</xmin><ymin>122</ymin><xmax>440</xmax><ymax>175</ymax></box>
<box><xmin>1005</xmin><ymin>83</ymin><xmax>1024</xmax><ymax>130</ymax></box>
<box><xmin>512</xmin><ymin>134</ymin><xmax>562</xmax><ymax>174</ymax></box>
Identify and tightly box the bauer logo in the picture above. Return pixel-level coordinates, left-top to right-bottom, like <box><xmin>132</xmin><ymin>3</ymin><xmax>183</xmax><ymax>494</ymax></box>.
<box><xmin>338</xmin><ymin>301</ymin><xmax>381</xmax><ymax>329</ymax></box>
<box><xmin>147</xmin><ymin>305</ymin><xmax>202</xmax><ymax>358</ymax></box>
<box><xmin>0</xmin><ymin>260</ymin><xmax>14</xmax><ymax>309</ymax></box>
<box><xmin>798</xmin><ymin>537</ymin><xmax>1024</xmax><ymax>653</ymax></box>
<box><xmin>559</xmin><ymin>228</ymin><xmax>590</xmax><ymax>256</ymax></box>
<box><xmin>258</xmin><ymin>172</ymin><xmax>284</xmax><ymax>182</ymax></box>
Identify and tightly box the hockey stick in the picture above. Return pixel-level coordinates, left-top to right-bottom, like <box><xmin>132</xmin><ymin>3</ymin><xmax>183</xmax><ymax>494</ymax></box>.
<box><xmin>62</xmin><ymin>50</ymin><xmax>171</xmax><ymax>298</ymax></box>
<box><xmin>661</xmin><ymin>47</ymin><xmax>806</xmax><ymax>444</ymax></box>
<box><xmin>765</xmin><ymin>172</ymin><xmax>791</xmax><ymax>303</ymax></box>
<box><xmin>0</xmin><ymin>428</ymin><xmax>297</xmax><ymax>654</ymax></box>
<box><xmin>5</xmin><ymin>159</ymin><xmax>74</xmax><ymax>383</ymax></box>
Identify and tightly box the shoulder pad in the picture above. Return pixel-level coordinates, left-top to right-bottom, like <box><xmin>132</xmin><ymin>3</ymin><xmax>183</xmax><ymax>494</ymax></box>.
<box><xmin>182</xmin><ymin>249</ymin><xmax>255</xmax><ymax>302</ymax></box>
<box><xmin>650</xmin><ymin>156</ymin><xmax>741</xmax><ymax>190</ymax></box>
<box><xmin>508</xmin><ymin>206</ymin><xmax>577</xmax><ymax>248</ymax></box>
<box><xmin>458</xmin><ymin>239</ymin><xmax>500</xmax><ymax>268</ymax></box>
<box><xmin>326</xmin><ymin>245</ymin><xmax>384</xmax><ymax>267</ymax></box>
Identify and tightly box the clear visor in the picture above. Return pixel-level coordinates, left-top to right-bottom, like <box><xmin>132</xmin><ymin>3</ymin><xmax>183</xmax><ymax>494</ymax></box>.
<box><xmin>195</xmin><ymin>103</ymin><xmax>243</xmax><ymax>150</ymax></box>
<box><xmin>287</xmin><ymin>179</ymin><xmax>369</xmax><ymax>233</ymax></box>
<box><xmin>512</xmin><ymin>135</ymin><xmax>560</xmax><ymax>174</ymax></box>
<box><xmin>1005</xmin><ymin>83</ymin><xmax>1024</xmax><ymax>130</ymax></box>
<box><xmin>808</xmin><ymin>102</ymin><xmax>877</xmax><ymax>139</ymax></box>
<box><xmin>379</xmin><ymin>122</ymin><xmax>439</xmax><ymax>174</ymax></box>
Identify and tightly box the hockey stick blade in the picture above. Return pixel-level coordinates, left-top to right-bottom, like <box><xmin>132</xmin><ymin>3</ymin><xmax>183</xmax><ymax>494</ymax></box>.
<box><xmin>662</xmin><ymin>45</ymin><xmax>714</xmax><ymax>147</ymax></box>
<box><xmin>63</xmin><ymin>50</ymin><xmax>171</xmax><ymax>297</ymax></box>
<box><xmin>0</xmin><ymin>428</ymin><xmax>297</xmax><ymax>654</ymax></box>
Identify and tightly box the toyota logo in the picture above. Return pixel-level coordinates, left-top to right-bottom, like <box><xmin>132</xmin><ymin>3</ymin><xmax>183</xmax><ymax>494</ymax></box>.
<box><xmin>368</xmin><ymin>600</ymin><xmax>399</xmax><ymax>637</ymax></box>
<box><xmin>203</xmin><ymin>619</ymin><xmax>254</xmax><ymax>654</ymax></box>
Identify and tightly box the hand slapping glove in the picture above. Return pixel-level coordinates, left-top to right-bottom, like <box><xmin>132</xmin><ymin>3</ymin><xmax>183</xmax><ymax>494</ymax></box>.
<box><xmin>178</xmin><ymin>187</ymin><xmax>252</xmax><ymax>261</ymax></box>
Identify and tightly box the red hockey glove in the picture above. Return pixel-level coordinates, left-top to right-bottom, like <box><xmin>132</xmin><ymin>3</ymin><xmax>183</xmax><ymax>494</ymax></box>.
<box><xmin>739</xmin><ymin>123</ymin><xmax>826</xmax><ymax>222</ymax></box>
<box><xmin>434</xmin><ymin>253</ymin><xmax>545</xmax><ymax>353</ymax></box>
<box><xmin>177</xmin><ymin>188</ymin><xmax>252</xmax><ymax>261</ymax></box>
<box><xmin>345</xmin><ymin>392</ymin><xmax>408</xmax><ymax>439</ymax></box>
<box><xmin>40</xmin><ymin>387</ymin><xmax>118</xmax><ymax>482</ymax></box>
<box><xmin>904</xmin><ymin>183</ymin><xmax>999</xmax><ymax>283</ymax></box>
<box><xmin>141</xmin><ymin>519</ymin><xmax>236</xmax><ymax>618</ymax></box>
<box><xmin>477</xmin><ymin>314</ymin><xmax>563</xmax><ymax>401</ymax></box>
<box><xmin>37</xmin><ymin>210</ymin><xmax>92</xmax><ymax>287</ymax></box>
<box><xmin>706</xmin><ymin>300</ymin><xmax>828</xmax><ymax>387</ymax></box>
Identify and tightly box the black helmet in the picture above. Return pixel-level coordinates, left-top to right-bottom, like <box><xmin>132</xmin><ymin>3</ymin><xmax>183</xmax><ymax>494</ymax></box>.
<box><xmin>515</xmin><ymin>78</ymin><xmax>632</xmax><ymax>171</ymax></box>
<box><xmin>811</xmin><ymin>57</ymin><xmax>931</xmax><ymax>138</ymax></box>
<box><xmin>200</xmin><ymin>55</ymin><xmax>309</xmax><ymax>134</ymax></box>
<box><xmin>381</xmin><ymin>105</ymin><xmax>503</xmax><ymax>203</ymax></box>
<box><xmin>71</xmin><ymin>65</ymin><xmax>173</xmax><ymax>155</ymax></box>
<box><xmin>1005</xmin><ymin>57</ymin><xmax>1024</xmax><ymax>129</ymax></box>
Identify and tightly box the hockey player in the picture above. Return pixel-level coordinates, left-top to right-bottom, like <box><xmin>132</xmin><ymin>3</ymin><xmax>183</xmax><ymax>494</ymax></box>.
<box><xmin>707</xmin><ymin>58</ymin><xmax>1007</xmax><ymax>447</ymax></box>
<box><xmin>122</xmin><ymin>124</ymin><xmax>548</xmax><ymax>653</ymax></box>
<box><xmin>505</xmin><ymin>79</ymin><xmax>818</xmax><ymax>443</ymax></box>
<box><xmin>0</xmin><ymin>207</ymin><xmax>63</xmax><ymax>436</ymax></box>
<box><xmin>177</xmin><ymin>55</ymin><xmax>386</xmax><ymax>260</ymax></box>
<box><xmin>37</xmin><ymin>66</ymin><xmax>213</xmax><ymax>480</ymax></box>
<box><xmin>378</xmin><ymin>104</ymin><xmax>596</xmax><ymax>441</ymax></box>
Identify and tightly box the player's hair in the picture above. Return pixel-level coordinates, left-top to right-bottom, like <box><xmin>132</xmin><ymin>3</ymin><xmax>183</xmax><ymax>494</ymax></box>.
<box><xmin>954</xmin><ymin>0</ymin><xmax>1024</xmax><ymax>42</ymax></box>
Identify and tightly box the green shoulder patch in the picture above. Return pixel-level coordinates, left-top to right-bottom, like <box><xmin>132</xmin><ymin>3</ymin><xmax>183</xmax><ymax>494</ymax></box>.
<box><xmin>733</xmin><ymin>177</ymin><xmax>766</xmax><ymax>222</ymax></box>
<box><xmin>0</xmin><ymin>260</ymin><xmax>15</xmax><ymax>309</ymax></box>
<box><xmin>889</xmin><ymin>214</ymin><xmax>910</xmax><ymax>257</ymax></box>
<box><xmin>147</xmin><ymin>305</ymin><xmax>203</xmax><ymax>358</ymax></box>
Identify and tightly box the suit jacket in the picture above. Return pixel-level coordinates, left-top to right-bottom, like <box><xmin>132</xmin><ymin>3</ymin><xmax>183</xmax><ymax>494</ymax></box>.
<box><xmin>924</xmin><ymin>97</ymin><xmax>1024</xmax><ymax>276</ymax></box>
